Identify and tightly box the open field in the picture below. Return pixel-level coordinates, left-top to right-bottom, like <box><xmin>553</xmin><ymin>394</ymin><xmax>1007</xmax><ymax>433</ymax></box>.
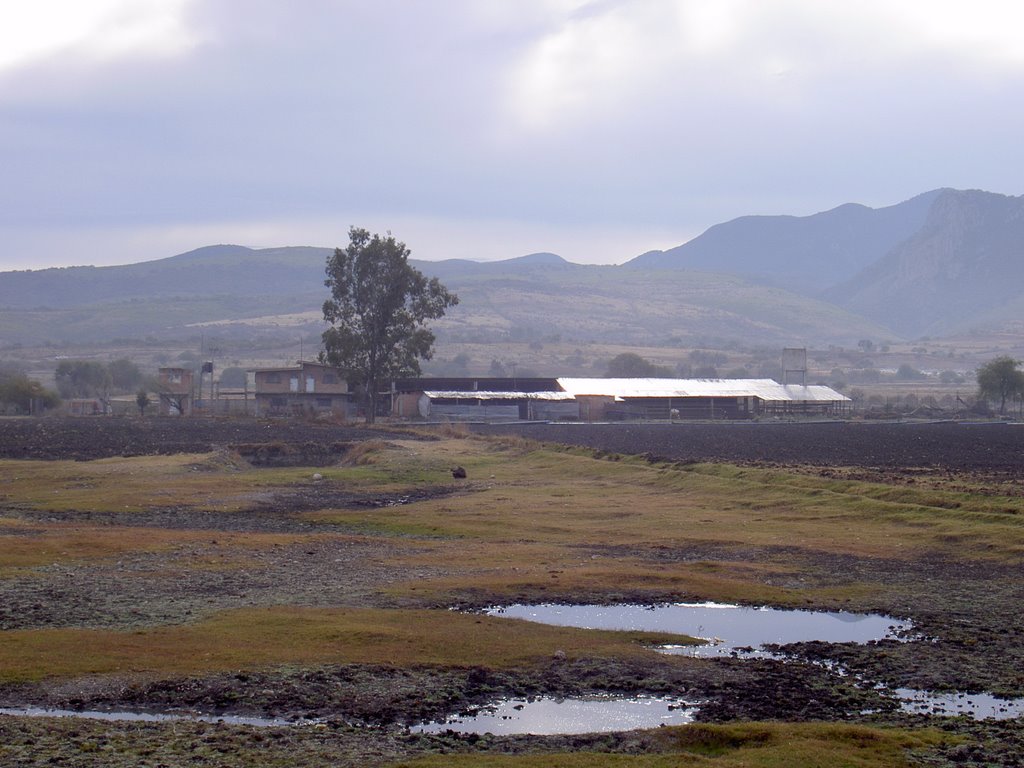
<box><xmin>0</xmin><ymin>418</ymin><xmax>1022</xmax><ymax>766</ymax></box>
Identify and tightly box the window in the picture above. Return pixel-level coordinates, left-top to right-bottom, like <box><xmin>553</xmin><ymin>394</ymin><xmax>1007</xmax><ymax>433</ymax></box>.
<box><xmin>289</xmin><ymin>376</ymin><xmax>299</xmax><ymax>392</ymax></box>
<box><xmin>265</xmin><ymin>373</ymin><xmax>280</xmax><ymax>384</ymax></box>
<box><xmin>270</xmin><ymin>396</ymin><xmax>287</xmax><ymax>407</ymax></box>
<box><xmin>323</xmin><ymin>373</ymin><xmax>337</xmax><ymax>384</ymax></box>
<box><xmin>316</xmin><ymin>397</ymin><xmax>333</xmax><ymax>408</ymax></box>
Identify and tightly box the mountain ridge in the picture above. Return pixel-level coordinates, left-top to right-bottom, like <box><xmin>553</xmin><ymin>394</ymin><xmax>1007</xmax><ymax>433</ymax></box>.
<box><xmin>626</xmin><ymin>189</ymin><xmax>944</xmax><ymax>293</ymax></box>
<box><xmin>825</xmin><ymin>188</ymin><xmax>1024</xmax><ymax>336</ymax></box>
<box><xmin>2</xmin><ymin>187</ymin><xmax>1022</xmax><ymax>344</ymax></box>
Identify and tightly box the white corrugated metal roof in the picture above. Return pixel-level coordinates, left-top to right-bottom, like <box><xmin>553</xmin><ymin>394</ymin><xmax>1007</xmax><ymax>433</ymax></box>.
<box><xmin>555</xmin><ymin>378</ymin><xmax>850</xmax><ymax>402</ymax></box>
<box><xmin>422</xmin><ymin>390</ymin><xmax>576</xmax><ymax>402</ymax></box>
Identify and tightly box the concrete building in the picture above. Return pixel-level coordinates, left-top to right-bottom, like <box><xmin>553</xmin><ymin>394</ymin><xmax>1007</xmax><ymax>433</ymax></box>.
<box><xmin>390</xmin><ymin>376</ymin><xmax>850</xmax><ymax>422</ymax></box>
<box><xmin>252</xmin><ymin>361</ymin><xmax>353</xmax><ymax>417</ymax></box>
<box><xmin>557</xmin><ymin>378</ymin><xmax>851</xmax><ymax>420</ymax></box>
<box><xmin>391</xmin><ymin>377</ymin><xmax>576</xmax><ymax>421</ymax></box>
<box><xmin>158</xmin><ymin>367</ymin><xmax>194</xmax><ymax>416</ymax></box>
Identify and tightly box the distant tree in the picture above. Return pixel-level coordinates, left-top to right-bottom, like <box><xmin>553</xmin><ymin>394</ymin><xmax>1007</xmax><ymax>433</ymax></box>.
<box><xmin>0</xmin><ymin>371</ymin><xmax>59</xmax><ymax>414</ymax></box>
<box><xmin>107</xmin><ymin>358</ymin><xmax>143</xmax><ymax>392</ymax></box>
<box><xmin>488</xmin><ymin>359</ymin><xmax>507</xmax><ymax>377</ymax></box>
<box><xmin>218</xmin><ymin>366</ymin><xmax>248</xmax><ymax>388</ymax></box>
<box><xmin>938</xmin><ymin>370</ymin><xmax>964</xmax><ymax>384</ymax></box>
<box><xmin>605</xmin><ymin>352</ymin><xmax>672</xmax><ymax>378</ymax></box>
<box><xmin>320</xmin><ymin>227</ymin><xmax>458</xmax><ymax>422</ymax></box>
<box><xmin>895</xmin><ymin>364</ymin><xmax>927</xmax><ymax>381</ymax></box>
<box><xmin>55</xmin><ymin>360</ymin><xmax>111</xmax><ymax>399</ymax></box>
<box><xmin>136</xmin><ymin>389</ymin><xmax>151</xmax><ymax>416</ymax></box>
<box><xmin>563</xmin><ymin>349</ymin><xmax>586</xmax><ymax>368</ymax></box>
<box><xmin>428</xmin><ymin>352</ymin><xmax>471</xmax><ymax>377</ymax></box>
<box><xmin>688</xmin><ymin>349</ymin><xmax>728</xmax><ymax>367</ymax></box>
<box><xmin>976</xmin><ymin>356</ymin><xmax>1024</xmax><ymax>415</ymax></box>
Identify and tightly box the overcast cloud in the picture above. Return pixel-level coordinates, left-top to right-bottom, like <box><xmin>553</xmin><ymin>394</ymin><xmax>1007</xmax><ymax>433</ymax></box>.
<box><xmin>1</xmin><ymin>0</ymin><xmax>1022</xmax><ymax>269</ymax></box>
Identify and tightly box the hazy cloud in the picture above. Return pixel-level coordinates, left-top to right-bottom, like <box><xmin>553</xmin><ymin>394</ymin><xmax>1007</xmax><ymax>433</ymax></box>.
<box><xmin>1</xmin><ymin>0</ymin><xmax>1022</xmax><ymax>269</ymax></box>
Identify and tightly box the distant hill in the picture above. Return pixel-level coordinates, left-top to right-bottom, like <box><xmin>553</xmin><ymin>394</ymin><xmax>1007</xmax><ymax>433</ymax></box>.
<box><xmin>629</xmin><ymin>187</ymin><xmax>1024</xmax><ymax>338</ymax></box>
<box><xmin>627</xmin><ymin>190</ymin><xmax>941</xmax><ymax>293</ymax></box>
<box><xmin>4</xmin><ymin>187</ymin><xmax>1022</xmax><ymax>347</ymax></box>
<box><xmin>825</xmin><ymin>189</ymin><xmax>1024</xmax><ymax>337</ymax></box>
<box><xmin>429</xmin><ymin>263</ymin><xmax>893</xmax><ymax>347</ymax></box>
<box><xmin>0</xmin><ymin>245</ymin><xmax>328</xmax><ymax>310</ymax></box>
<box><xmin>0</xmin><ymin>246</ymin><xmax>890</xmax><ymax>347</ymax></box>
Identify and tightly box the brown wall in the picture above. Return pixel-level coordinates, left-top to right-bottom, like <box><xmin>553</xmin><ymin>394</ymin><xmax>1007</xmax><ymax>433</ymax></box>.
<box><xmin>577</xmin><ymin>395</ymin><xmax>615</xmax><ymax>421</ymax></box>
<box><xmin>158</xmin><ymin>368</ymin><xmax>193</xmax><ymax>396</ymax></box>
<box><xmin>254</xmin><ymin>392</ymin><xmax>353</xmax><ymax>417</ymax></box>
<box><xmin>254</xmin><ymin>364</ymin><xmax>348</xmax><ymax>395</ymax></box>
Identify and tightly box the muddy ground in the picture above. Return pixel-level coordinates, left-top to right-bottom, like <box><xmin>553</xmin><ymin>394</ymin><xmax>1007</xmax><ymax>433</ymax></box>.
<box><xmin>1</xmin><ymin>417</ymin><xmax>1022</xmax><ymax>766</ymax></box>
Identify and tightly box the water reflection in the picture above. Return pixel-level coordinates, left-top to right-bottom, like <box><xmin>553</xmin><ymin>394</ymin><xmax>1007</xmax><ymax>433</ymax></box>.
<box><xmin>411</xmin><ymin>695</ymin><xmax>699</xmax><ymax>735</ymax></box>
<box><xmin>0</xmin><ymin>706</ymin><xmax>315</xmax><ymax>728</ymax></box>
<box><xmin>894</xmin><ymin>689</ymin><xmax>1024</xmax><ymax>720</ymax></box>
<box><xmin>488</xmin><ymin>602</ymin><xmax>911</xmax><ymax>657</ymax></box>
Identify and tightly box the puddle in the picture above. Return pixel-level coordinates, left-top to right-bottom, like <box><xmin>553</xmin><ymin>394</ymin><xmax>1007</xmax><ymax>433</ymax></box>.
<box><xmin>410</xmin><ymin>695</ymin><xmax>698</xmax><ymax>735</ymax></box>
<box><xmin>893</xmin><ymin>689</ymin><xmax>1024</xmax><ymax>720</ymax></box>
<box><xmin>488</xmin><ymin>602</ymin><xmax>910</xmax><ymax>657</ymax></box>
<box><xmin>0</xmin><ymin>706</ymin><xmax>319</xmax><ymax>728</ymax></box>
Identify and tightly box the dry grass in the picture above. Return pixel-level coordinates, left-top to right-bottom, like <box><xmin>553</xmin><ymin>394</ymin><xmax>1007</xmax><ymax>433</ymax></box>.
<box><xmin>337</xmin><ymin>439</ymin><xmax>390</xmax><ymax>466</ymax></box>
<box><xmin>0</xmin><ymin>606</ymin><xmax>700</xmax><ymax>683</ymax></box>
<box><xmin>0</xmin><ymin>455</ymin><xmax>263</xmax><ymax>513</ymax></box>
<box><xmin>304</xmin><ymin>437</ymin><xmax>1023</xmax><ymax>605</ymax></box>
<box><xmin>4</xmin><ymin>437</ymin><xmax>1020</xmax><ymax>610</ymax></box>
<box><xmin>0</xmin><ymin>435</ymin><xmax>1003</xmax><ymax>765</ymax></box>
<box><xmin>0</xmin><ymin>521</ymin><xmax>313</xmax><ymax>573</ymax></box>
<box><xmin>2</xmin><ymin>435</ymin><xmax>1022</xmax><ymax>677</ymax></box>
<box><xmin>394</xmin><ymin>722</ymin><xmax>949</xmax><ymax>768</ymax></box>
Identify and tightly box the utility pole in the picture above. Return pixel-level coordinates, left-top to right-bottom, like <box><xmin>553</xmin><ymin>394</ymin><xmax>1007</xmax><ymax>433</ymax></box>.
<box><xmin>209</xmin><ymin>347</ymin><xmax>219</xmax><ymax>405</ymax></box>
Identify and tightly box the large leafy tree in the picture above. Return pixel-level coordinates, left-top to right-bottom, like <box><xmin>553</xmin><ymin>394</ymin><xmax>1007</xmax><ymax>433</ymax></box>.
<box><xmin>320</xmin><ymin>227</ymin><xmax>458</xmax><ymax>422</ymax></box>
<box><xmin>0</xmin><ymin>370</ymin><xmax>60</xmax><ymax>414</ymax></box>
<box><xmin>55</xmin><ymin>360</ymin><xmax>112</xmax><ymax>399</ymax></box>
<box><xmin>108</xmin><ymin>358</ymin><xmax>144</xmax><ymax>391</ymax></box>
<box><xmin>976</xmin><ymin>356</ymin><xmax>1024</xmax><ymax>415</ymax></box>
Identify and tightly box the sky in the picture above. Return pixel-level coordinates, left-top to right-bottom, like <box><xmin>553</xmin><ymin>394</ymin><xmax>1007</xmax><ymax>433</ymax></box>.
<box><xmin>1</xmin><ymin>0</ymin><xmax>1023</xmax><ymax>271</ymax></box>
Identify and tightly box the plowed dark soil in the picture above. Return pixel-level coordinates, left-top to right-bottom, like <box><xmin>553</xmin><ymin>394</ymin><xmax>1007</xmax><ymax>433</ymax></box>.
<box><xmin>474</xmin><ymin>420</ymin><xmax>1024</xmax><ymax>470</ymax></box>
<box><xmin>0</xmin><ymin>416</ymin><xmax>412</xmax><ymax>461</ymax></box>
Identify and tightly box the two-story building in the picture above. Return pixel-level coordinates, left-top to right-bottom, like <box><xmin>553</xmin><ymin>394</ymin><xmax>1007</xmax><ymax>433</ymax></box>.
<box><xmin>158</xmin><ymin>367</ymin><xmax>194</xmax><ymax>416</ymax></box>
<box><xmin>251</xmin><ymin>361</ymin><xmax>353</xmax><ymax>417</ymax></box>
